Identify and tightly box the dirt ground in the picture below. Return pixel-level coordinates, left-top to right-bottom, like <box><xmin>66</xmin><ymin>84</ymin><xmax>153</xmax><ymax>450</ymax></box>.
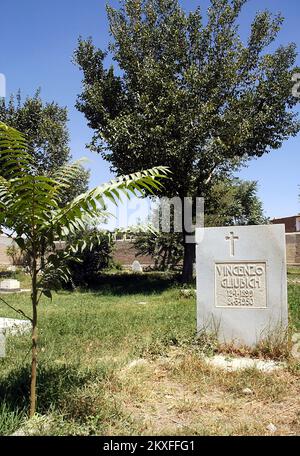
<box><xmin>110</xmin><ymin>348</ymin><xmax>300</xmax><ymax>436</ymax></box>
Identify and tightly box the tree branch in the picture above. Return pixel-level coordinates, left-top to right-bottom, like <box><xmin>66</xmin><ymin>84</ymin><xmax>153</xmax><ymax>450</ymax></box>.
<box><xmin>36</xmin><ymin>290</ymin><xmax>43</xmax><ymax>306</ymax></box>
<box><xmin>0</xmin><ymin>295</ymin><xmax>33</xmax><ymax>323</ymax></box>
<box><xmin>204</xmin><ymin>163</ymin><xmax>218</xmax><ymax>185</ymax></box>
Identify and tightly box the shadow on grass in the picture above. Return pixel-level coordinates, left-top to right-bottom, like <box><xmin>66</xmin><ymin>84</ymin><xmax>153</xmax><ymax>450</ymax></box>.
<box><xmin>0</xmin><ymin>363</ymin><xmax>107</xmax><ymax>414</ymax></box>
<box><xmin>73</xmin><ymin>272</ymin><xmax>184</xmax><ymax>296</ymax></box>
<box><xmin>0</xmin><ymin>271</ymin><xmax>13</xmax><ymax>279</ymax></box>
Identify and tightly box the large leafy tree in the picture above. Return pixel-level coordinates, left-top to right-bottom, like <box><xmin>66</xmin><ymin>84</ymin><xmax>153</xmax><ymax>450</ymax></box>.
<box><xmin>134</xmin><ymin>178</ymin><xmax>267</xmax><ymax>270</ymax></box>
<box><xmin>0</xmin><ymin>91</ymin><xmax>89</xmax><ymax>203</ymax></box>
<box><xmin>205</xmin><ymin>178</ymin><xmax>268</xmax><ymax>227</ymax></box>
<box><xmin>0</xmin><ymin>121</ymin><xmax>168</xmax><ymax>417</ymax></box>
<box><xmin>74</xmin><ymin>0</ymin><xmax>300</xmax><ymax>282</ymax></box>
<box><xmin>134</xmin><ymin>230</ymin><xmax>183</xmax><ymax>271</ymax></box>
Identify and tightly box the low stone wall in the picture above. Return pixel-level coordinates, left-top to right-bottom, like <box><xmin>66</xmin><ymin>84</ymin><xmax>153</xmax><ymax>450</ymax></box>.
<box><xmin>0</xmin><ymin>236</ymin><xmax>154</xmax><ymax>268</ymax></box>
<box><xmin>1</xmin><ymin>233</ymin><xmax>299</xmax><ymax>268</ymax></box>
<box><xmin>113</xmin><ymin>240</ymin><xmax>153</xmax><ymax>267</ymax></box>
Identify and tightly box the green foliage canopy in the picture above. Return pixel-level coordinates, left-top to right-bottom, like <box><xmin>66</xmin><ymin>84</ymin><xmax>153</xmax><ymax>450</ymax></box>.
<box><xmin>0</xmin><ymin>91</ymin><xmax>89</xmax><ymax>204</ymax></box>
<box><xmin>65</xmin><ymin>228</ymin><xmax>115</xmax><ymax>287</ymax></box>
<box><xmin>74</xmin><ymin>0</ymin><xmax>300</xmax><ymax>199</ymax></box>
<box><xmin>0</xmin><ymin>120</ymin><xmax>169</xmax><ymax>416</ymax></box>
<box><xmin>74</xmin><ymin>0</ymin><xmax>300</xmax><ymax>281</ymax></box>
<box><xmin>134</xmin><ymin>178</ymin><xmax>267</xmax><ymax>270</ymax></box>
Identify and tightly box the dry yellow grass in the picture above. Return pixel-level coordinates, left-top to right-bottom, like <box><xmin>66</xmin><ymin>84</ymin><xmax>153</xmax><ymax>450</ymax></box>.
<box><xmin>1</xmin><ymin>276</ymin><xmax>299</xmax><ymax>436</ymax></box>
<box><xmin>104</xmin><ymin>348</ymin><xmax>300</xmax><ymax>436</ymax></box>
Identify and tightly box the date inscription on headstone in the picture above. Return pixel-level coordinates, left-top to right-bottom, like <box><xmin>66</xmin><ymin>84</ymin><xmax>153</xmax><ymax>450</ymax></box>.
<box><xmin>215</xmin><ymin>262</ymin><xmax>267</xmax><ymax>308</ymax></box>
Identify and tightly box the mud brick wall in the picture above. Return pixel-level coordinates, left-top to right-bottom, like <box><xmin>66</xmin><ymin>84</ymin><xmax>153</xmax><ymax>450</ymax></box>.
<box><xmin>0</xmin><ymin>236</ymin><xmax>154</xmax><ymax>268</ymax></box>
<box><xmin>272</xmin><ymin>216</ymin><xmax>299</xmax><ymax>233</ymax></box>
<box><xmin>0</xmin><ymin>236</ymin><xmax>13</xmax><ymax>265</ymax></box>
<box><xmin>113</xmin><ymin>240</ymin><xmax>154</xmax><ymax>266</ymax></box>
<box><xmin>286</xmin><ymin>233</ymin><xmax>300</xmax><ymax>265</ymax></box>
<box><xmin>1</xmin><ymin>234</ymin><xmax>299</xmax><ymax>267</ymax></box>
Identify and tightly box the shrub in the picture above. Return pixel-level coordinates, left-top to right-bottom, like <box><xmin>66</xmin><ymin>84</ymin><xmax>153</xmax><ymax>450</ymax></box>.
<box><xmin>66</xmin><ymin>229</ymin><xmax>115</xmax><ymax>287</ymax></box>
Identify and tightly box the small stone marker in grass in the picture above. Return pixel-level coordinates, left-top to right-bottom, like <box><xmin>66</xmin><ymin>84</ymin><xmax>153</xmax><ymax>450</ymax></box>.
<box><xmin>0</xmin><ymin>318</ymin><xmax>31</xmax><ymax>358</ymax></box>
<box><xmin>0</xmin><ymin>318</ymin><xmax>31</xmax><ymax>336</ymax></box>
<box><xmin>0</xmin><ymin>279</ymin><xmax>21</xmax><ymax>292</ymax></box>
<box><xmin>132</xmin><ymin>260</ymin><xmax>143</xmax><ymax>273</ymax></box>
<box><xmin>196</xmin><ymin>225</ymin><xmax>288</xmax><ymax>348</ymax></box>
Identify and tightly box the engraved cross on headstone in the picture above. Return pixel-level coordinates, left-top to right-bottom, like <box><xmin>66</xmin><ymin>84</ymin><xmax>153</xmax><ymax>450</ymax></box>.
<box><xmin>225</xmin><ymin>232</ymin><xmax>239</xmax><ymax>257</ymax></box>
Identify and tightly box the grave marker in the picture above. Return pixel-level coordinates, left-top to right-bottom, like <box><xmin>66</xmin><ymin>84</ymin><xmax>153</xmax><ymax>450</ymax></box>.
<box><xmin>196</xmin><ymin>225</ymin><xmax>288</xmax><ymax>347</ymax></box>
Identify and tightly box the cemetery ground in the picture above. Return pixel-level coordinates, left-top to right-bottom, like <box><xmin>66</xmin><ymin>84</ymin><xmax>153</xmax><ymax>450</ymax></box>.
<box><xmin>0</xmin><ymin>270</ymin><xmax>299</xmax><ymax>436</ymax></box>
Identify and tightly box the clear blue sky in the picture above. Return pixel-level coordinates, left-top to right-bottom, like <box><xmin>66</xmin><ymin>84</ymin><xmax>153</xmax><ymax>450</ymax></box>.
<box><xmin>0</xmin><ymin>0</ymin><xmax>299</xmax><ymax>221</ymax></box>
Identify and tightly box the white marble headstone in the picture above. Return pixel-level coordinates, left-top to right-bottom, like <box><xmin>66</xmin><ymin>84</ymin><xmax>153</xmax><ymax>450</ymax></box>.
<box><xmin>196</xmin><ymin>225</ymin><xmax>288</xmax><ymax>347</ymax></box>
<box><xmin>132</xmin><ymin>260</ymin><xmax>143</xmax><ymax>273</ymax></box>
<box><xmin>0</xmin><ymin>279</ymin><xmax>21</xmax><ymax>292</ymax></box>
<box><xmin>0</xmin><ymin>330</ymin><xmax>5</xmax><ymax>358</ymax></box>
<box><xmin>0</xmin><ymin>318</ymin><xmax>31</xmax><ymax>336</ymax></box>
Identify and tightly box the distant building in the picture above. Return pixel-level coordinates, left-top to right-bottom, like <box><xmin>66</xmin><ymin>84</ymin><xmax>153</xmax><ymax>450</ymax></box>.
<box><xmin>271</xmin><ymin>215</ymin><xmax>300</xmax><ymax>233</ymax></box>
<box><xmin>271</xmin><ymin>216</ymin><xmax>300</xmax><ymax>265</ymax></box>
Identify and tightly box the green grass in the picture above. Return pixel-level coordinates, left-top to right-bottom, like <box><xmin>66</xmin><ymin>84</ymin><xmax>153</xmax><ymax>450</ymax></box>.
<box><xmin>0</xmin><ymin>273</ymin><xmax>195</xmax><ymax>434</ymax></box>
<box><xmin>287</xmin><ymin>267</ymin><xmax>300</xmax><ymax>277</ymax></box>
<box><xmin>0</xmin><ymin>403</ymin><xmax>25</xmax><ymax>435</ymax></box>
<box><xmin>0</xmin><ymin>272</ymin><xmax>299</xmax><ymax>436</ymax></box>
<box><xmin>289</xmin><ymin>284</ymin><xmax>300</xmax><ymax>330</ymax></box>
<box><xmin>0</xmin><ymin>268</ymin><xmax>32</xmax><ymax>289</ymax></box>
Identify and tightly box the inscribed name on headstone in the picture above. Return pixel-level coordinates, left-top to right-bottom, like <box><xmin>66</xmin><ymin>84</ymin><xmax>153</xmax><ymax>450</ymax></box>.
<box><xmin>196</xmin><ymin>225</ymin><xmax>288</xmax><ymax>347</ymax></box>
<box><xmin>215</xmin><ymin>262</ymin><xmax>267</xmax><ymax>309</ymax></box>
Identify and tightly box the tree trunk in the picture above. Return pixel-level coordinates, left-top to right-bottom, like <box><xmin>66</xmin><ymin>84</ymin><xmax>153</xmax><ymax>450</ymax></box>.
<box><xmin>29</xmin><ymin>319</ymin><xmax>37</xmax><ymax>417</ymax></box>
<box><xmin>182</xmin><ymin>236</ymin><xmax>195</xmax><ymax>283</ymax></box>
<box><xmin>181</xmin><ymin>198</ymin><xmax>196</xmax><ymax>283</ymax></box>
<box><xmin>29</xmin><ymin>261</ymin><xmax>38</xmax><ymax>418</ymax></box>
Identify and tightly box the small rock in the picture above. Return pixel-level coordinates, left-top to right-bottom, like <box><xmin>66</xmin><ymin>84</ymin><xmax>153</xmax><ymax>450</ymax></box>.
<box><xmin>7</xmin><ymin>265</ymin><xmax>17</xmax><ymax>272</ymax></box>
<box><xmin>266</xmin><ymin>423</ymin><xmax>277</xmax><ymax>433</ymax></box>
<box><xmin>242</xmin><ymin>388</ymin><xmax>253</xmax><ymax>395</ymax></box>
<box><xmin>127</xmin><ymin>359</ymin><xmax>148</xmax><ymax>369</ymax></box>
<box><xmin>205</xmin><ymin>355</ymin><xmax>284</xmax><ymax>372</ymax></box>
<box><xmin>11</xmin><ymin>414</ymin><xmax>54</xmax><ymax>436</ymax></box>
<box><xmin>11</xmin><ymin>428</ymin><xmax>26</xmax><ymax>436</ymax></box>
<box><xmin>180</xmin><ymin>289</ymin><xmax>194</xmax><ymax>298</ymax></box>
